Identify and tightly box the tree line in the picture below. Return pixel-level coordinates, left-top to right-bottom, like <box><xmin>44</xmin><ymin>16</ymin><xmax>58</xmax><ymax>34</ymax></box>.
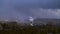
<box><xmin>0</xmin><ymin>21</ymin><xmax>60</xmax><ymax>34</ymax></box>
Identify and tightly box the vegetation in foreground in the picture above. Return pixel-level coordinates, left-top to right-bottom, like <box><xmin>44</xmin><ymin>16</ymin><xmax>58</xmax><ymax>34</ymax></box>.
<box><xmin>0</xmin><ymin>21</ymin><xmax>60</xmax><ymax>34</ymax></box>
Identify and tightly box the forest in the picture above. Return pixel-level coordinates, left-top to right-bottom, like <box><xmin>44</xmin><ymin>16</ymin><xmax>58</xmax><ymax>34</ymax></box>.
<box><xmin>0</xmin><ymin>21</ymin><xmax>60</xmax><ymax>34</ymax></box>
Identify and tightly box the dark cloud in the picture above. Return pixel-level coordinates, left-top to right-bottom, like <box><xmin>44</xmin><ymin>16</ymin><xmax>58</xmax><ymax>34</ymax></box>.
<box><xmin>0</xmin><ymin>0</ymin><xmax>60</xmax><ymax>21</ymax></box>
<box><xmin>13</xmin><ymin>0</ymin><xmax>60</xmax><ymax>9</ymax></box>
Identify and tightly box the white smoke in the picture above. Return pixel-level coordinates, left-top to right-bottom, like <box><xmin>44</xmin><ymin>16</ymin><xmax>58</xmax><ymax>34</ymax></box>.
<box><xmin>28</xmin><ymin>16</ymin><xmax>34</xmax><ymax>22</ymax></box>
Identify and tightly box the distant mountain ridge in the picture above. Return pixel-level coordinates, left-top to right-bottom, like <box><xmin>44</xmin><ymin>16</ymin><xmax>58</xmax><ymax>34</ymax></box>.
<box><xmin>31</xmin><ymin>18</ymin><xmax>60</xmax><ymax>25</ymax></box>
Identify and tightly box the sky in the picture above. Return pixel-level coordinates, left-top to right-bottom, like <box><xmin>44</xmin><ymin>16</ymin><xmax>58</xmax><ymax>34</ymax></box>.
<box><xmin>0</xmin><ymin>0</ymin><xmax>60</xmax><ymax>21</ymax></box>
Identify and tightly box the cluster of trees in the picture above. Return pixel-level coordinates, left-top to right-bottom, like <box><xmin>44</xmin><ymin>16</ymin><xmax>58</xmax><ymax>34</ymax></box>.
<box><xmin>0</xmin><ymin>21</ymin><xmax>60</xmax><ymax>34</ymax></box>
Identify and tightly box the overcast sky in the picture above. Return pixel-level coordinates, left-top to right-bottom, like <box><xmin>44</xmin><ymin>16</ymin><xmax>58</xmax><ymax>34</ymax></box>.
<box><xmin>0</xmin><ymin>0</ymin><xmax>60</xmax><ymax>20</ymax></box>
